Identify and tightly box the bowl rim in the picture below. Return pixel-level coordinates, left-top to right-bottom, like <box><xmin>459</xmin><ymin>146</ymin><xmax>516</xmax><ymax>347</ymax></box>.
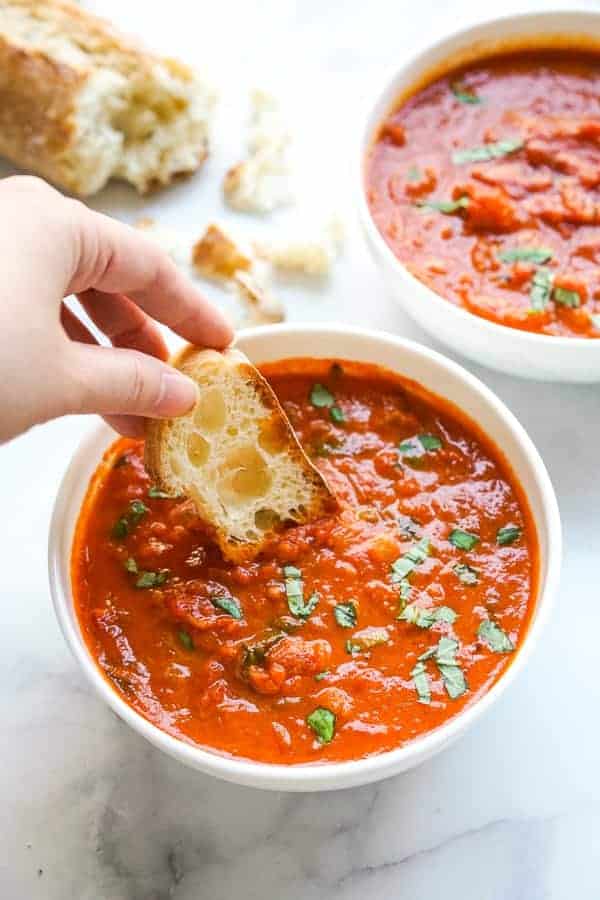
<box><xmin>48</xmin><ymin>323</ymin><xmax>562</xmax><ymax>790</ymax></box>
<box><xmin>357</xmin><ymin>7</ymin><xmax>600</xmax><ymax>354</ymax></box>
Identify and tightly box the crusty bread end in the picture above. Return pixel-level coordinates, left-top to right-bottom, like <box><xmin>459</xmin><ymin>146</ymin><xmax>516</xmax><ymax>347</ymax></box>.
<box><xmin>145</xmin><ymin>347</ymin><xmax>337</xmax><ymax>563</ymax></box>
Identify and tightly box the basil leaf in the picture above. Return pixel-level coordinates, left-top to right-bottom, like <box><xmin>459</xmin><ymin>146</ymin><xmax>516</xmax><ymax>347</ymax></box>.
<box><xmin>307</xmin><ymin>707</ymin><xmax>336</xmax><ymax>744</ymax></box>
<box><xmin>111</xmin><ymin>517</ymin><xmax>129</xmax><ymax>540</ymax></box>
<box><xmin>310</xmin><ymin>384</ymin><xmax>335</xmax><ymax>408</ymax></box>
<box><xmin>148</xmin><ymin>486</ymin><xmax>172</xmax><ymax>499</ymax></box>
<box><xmin>498</xmin><ymin>246</ymin><xmax>553</xmax><ymax>264</ymax></box>
<box><xmin>345</xmin><ymin>627</ymin><xmax>389</xmax><ymax>654</ymax></box>
<box><xmin>135</xmin><ymin>570</ymin><xmax>169</xmax><ymax>589</ymax></box>
<box><xmin>411</xmin><ymin>660</ymin><xmax>431</xmax><ymax>704</ymax></box>
<box><xmin>334</xmin><ymin>602</ymin><xmax>357</xmax><ymax>629</ymax></box>
<box><xmin>211</xmin><ymin>593</ymin><xmax>243</xmax><ymax>619</ymax></box>
<box><xmin>314</xmin><ymin>671</ymin><xmax>329</xmax><ymax>682</ymax></box>
<box><xmin>529</xmin><ymin>266</ymin><xmax>553</xmax><ymax>311</ymax></box>
<box><xmin>449</xmin><ymin>528</ymin><xmax>479</xmax><ymax>551</ymax></box>
<box><xmin>242</xmin><ymin>632</ymin><xmax>285</xmax><ymax>669</ymax></box>
<box><xmin>398</xmin><ymin>578</ymin><xmax>412</xmax><ymax>606</ymax></box>
<box><xmin>397</xmin><ymin>515</ymin><xmax>420</xmax><ymax>538</ymax></box>
<box><xmin>451</xmin><ymin>81</ymin><xmax>482</xmax><ymax>104</ymax></box>
<box><xmin>330</xmin><ymin>406</ymin><xmax>345</xmax><ymax>424</ymax></box>
<box><xmin>417</xmin><ymin>196</ymin><xmax>469</xmax><ymax>214</ymax></box>
<box><xmin>497</xmin><ymin>525</ymin><xmax>522</xmax><ymax>546</ymax></box>
<box><xmin>399</xmin><ymin>604</ymin><xmax>457</xmax><ymax>628</ymax></box>
<box><xmin>454</xmin><ymin>562</ymin><xmax>478</xmax><ymax>585</ymax></box>
<box><xmin>390</xmin><ymin>537</ymin><xmax>430</xmax><ymax>582</ymax></box>
<box><xmin>407</xmin><ymin>165</ymin><xmax>422</xmax><ymax>181</ymax></box>
<box><xmin>553</xmin><ymin>286</ymin><xmax>581</xmax><ymax>308</ymax></box>
<box><xmin>438</xmin><ymin>661</ymin><xmax>468</xmax><ymax>699</ymax></box>
<box><xmin>452</xmin><ymin>138</ymin><xmax>523</xmax><ymax>165</ymax></box>
<box><xmin>478</xmin><ymin>618</ymin><xmax>514</xmax><ymax>653</ymax></box>
<box><xmin>177</xmin><ymin>629</ymin><xmax>194</xmax><ymax>651</ymax></box>
<box><xmin>129</xmin><ymin>499</ymin><xmax>149</xmax><ymax>526</ymax></box>
<box><xmin>283</xmin><ymin>566</ymin><xmax>318</xmax><ymax>619</ymax></box>
<box><xmin>418</xmin><ymin>433</ymin><xmax>442</xmax><ymax>451</ymax></box>
<box><xmin>124</xmin><ymin>557</ymin><xmax>138</xmax><ymax>574</ymax></box>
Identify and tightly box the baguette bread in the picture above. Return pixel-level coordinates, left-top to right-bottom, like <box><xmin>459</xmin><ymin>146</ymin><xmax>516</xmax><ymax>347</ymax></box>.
<box><xmin>145</xmin><ymin>347</ymin><xmax>337</xmax><ymax>563</ymax></box>
<box><xmin>0</xmin><ymin>0</ymin><xmax>215</xmax><ymax>195</ymax></box>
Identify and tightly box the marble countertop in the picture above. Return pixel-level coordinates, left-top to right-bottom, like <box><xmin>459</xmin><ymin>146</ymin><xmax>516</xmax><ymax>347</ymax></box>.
<box><xmin>2</xmin><ymin>0</ymin><xmax>600</xmax><ymax>896</ymax></box>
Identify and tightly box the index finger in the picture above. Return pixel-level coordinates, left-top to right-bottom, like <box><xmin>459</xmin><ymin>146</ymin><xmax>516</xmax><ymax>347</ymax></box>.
<box><xmin>67</xmin><ymin>204</ymin><xmax>234</xmax><ymax>348</ymax></box>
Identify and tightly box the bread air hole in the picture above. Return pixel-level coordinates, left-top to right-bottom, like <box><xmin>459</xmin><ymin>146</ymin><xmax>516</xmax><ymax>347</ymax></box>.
<box><xmin>258</xmin><ymin>417</ymin><xmax>288</xmax><ymax>454</ymax></box>
<box><xmin>193</xmin><ymin>387</ymin><xmax>226</xmax><ymax>432</ymax></box>
<box><xmin>187</xmin><ymin>432</ymin><xmax>210</xmax><ymax>466</ymax></box>
<box><xmin>217</xmin><ymin>446</ymin><xmax>272</xmax><ymax>506</ymax></box>
<box><xmin>254</xmin><ymin>507</ymin><xmax>281</xmax><ymax>531</ymax></box>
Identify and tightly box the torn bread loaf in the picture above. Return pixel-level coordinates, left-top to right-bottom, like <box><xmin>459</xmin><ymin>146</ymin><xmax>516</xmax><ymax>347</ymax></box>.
<box><xmin>0</xmin><ymin>0</ymin><xmax>215</xmax><ymax>195</ymax></box>
<box><xmin>223</xmin><ymin>90</ymin><xmax>293</xmax><ymax>213</ymax></box>
<box><xmin>145</xmin><ymin>347</ymin><xmax>336</xmax><ymax>563</ymax></box>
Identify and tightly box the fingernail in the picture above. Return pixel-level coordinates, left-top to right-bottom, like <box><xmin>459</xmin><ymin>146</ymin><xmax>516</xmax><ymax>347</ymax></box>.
<box><xmin>157</xmin><ymin>372</ymin><xmax>198</xmax><ymax>417</ymax></box>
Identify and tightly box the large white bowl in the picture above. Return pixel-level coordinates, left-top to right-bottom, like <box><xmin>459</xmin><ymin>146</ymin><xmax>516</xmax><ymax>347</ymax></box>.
<box><xmin>49</xmin><ymin>325</ymin><xmax>561</xmax><ymax>790</ymax></box>
<box><xmin>359</xmin><ymin>9</ymin><xmax>600</xmax><ymax>382</ymax></box>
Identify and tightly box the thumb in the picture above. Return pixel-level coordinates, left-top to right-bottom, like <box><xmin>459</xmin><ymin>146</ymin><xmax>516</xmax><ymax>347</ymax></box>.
<box><xmin>65</xmin><ymin>343</ymin><xmax>197</xmax><ymax>420</ymax></box>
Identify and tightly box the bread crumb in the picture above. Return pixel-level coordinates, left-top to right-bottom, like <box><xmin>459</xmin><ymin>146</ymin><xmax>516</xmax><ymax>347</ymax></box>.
<box><xmin>192</xmin><ymin>224</ymin><xmax>254</xmax><ymax>280</ymax></box>
<box><xmin>223</xmin><ymin>91</ymin><xmax>293</xmax><ymax>214</ymax></box>
<box><xmin>254</xmin><ymin>217</ymin><xmax>344</xmax><ymax>276</ymax></box>
<box><xmin>234</xmin><ymin>270</ymin><xmax>285</xmax><ymax>325</ymax></box>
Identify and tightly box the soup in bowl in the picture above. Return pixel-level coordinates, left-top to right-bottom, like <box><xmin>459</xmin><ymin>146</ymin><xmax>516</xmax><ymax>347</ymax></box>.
<box><xmin>49</xmin><ymin>325</ymin><xmax>561</xmax><ymax>790</ymax></box>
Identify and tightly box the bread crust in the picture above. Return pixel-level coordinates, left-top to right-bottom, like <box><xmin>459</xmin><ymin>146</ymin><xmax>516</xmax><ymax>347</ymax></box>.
<box><xmin>0</xmin><ymin>0</ymin><xmax>211</xmax><ymax>195</ymax></box>
<box><xmin>145</xmin><ymin>346</ymin><xmax>337</xmax><ymax>563</ymax></box>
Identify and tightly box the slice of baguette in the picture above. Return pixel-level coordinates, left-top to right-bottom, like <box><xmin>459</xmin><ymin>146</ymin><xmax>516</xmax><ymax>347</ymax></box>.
<box><xmin>0</xmin><ymin>0</ymin><xmax>215</xmax><ymax>196</ymax></box>
<box><xmin>145</xmin><ymin>347</ymin><xmax>337</xmax><ymax>563</ymax></box>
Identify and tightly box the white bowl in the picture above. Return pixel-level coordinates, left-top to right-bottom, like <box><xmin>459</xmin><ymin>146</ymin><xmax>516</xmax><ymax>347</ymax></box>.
<box><xmin>358</xmin><ymin>9</ymin><xmax>600</xmax><ymax>383</ymax></box>
<box><xmin>48</xmin><ymin>324</ymin><xmax>561</xmax><ymax>790</ymax></box>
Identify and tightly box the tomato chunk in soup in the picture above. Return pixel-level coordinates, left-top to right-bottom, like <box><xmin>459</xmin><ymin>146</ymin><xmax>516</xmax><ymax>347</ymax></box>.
<box><xmin>72</xmin><ymin>359</ymin><xmax>537</xmax><ymax>764</ymax></box>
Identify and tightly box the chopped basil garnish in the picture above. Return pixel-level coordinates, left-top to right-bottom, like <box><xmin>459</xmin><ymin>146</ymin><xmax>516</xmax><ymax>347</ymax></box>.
<box><xmin>400</xmin><ymin>433</ymin><xmax>442</xmax><ymax>457</ymax></box>
<box><xmin>390</xmin><ymin>537</ymin><xmax>430</xmax><ymax>583</ymax></box>
<box><xmin>399</xmin><ymin>604</ymin><xmax>457</xmax><ymax>628</ymax></box>
<box><xmin>397</xmin><ymin>515</ymin><xmax>420</xmax><ymax>538</ymax></box>
<box><xmin>417</xmin><ymin>196</ymin><xmax>469</xmax><ymax>214</ymax></box>
<box><xmin>497</xmin><ymin>525</ymin><xmax>522</xmax><ymax>546</ymax></box>
<box><xmin>111</xmin><ymin>517</ymin><xmax>129</xmax><ymax>540</ymax></box>
<box><xmin>283</xmin><ymin>566</ymin><xmax>318</xmax><ymax>619</ymax></box>
<box><xmin>407</xmin><ymin>165</ymin><xmax>422</xmax><ymax>181</ymax></box>
<box><xmin>450</xmin><ymin>81</ymin><xmax>482</xmax><ymax>104</ymax></box>
<box><xmin>241</xmin><ymin>632</ymin><xmax>285</xmax><ymax>669</ymax></box>
<box><xmin>148</xmin><ymin>486</ymin><xmax>172</xmax><ymax>499</ymax></box>
<box><xmin>111</xmin><ymin>499</ymin><xmax>149</xmax><ymax>540</ymax></box>
<box><xmin>399</xmin><ymin>578</ymin><xmax>412</xmax><ymax>605</ymax></box>
<box><xmin>553</xmin><ymin>286</ymin><xmax>581</xmax><ymax>308</ymax></box>
<box><xmin>413</xmin><ymin>636</ymin><xmax>467</xmax><ymax>700</ymax></box>
<box><xmin>478</xmin><ymin>618</ymin><xmax>514</xmax><ymax>653</ymax></box>
<box><xmin>529</xmin><ymin>267</ymin><xmax>553</xmax><ymax>311</ymax></box>
<box><xmin>452</xmin><ymin>138</ymin><xmax>523</xmax><ymax>165</ymax></box>
<box><xmin>330</xmin><ymin>405</ymin><xmax>345</xmax><ymax>423</ymax></box>
<box><xmin>307</xmin><ymin>707</ymin><xmax>336</xmax><ymax>744</ymax></box>
<box><xmin>124</xmin><ymin>557</ymin><xmax>138</xmax><ymax>574</ymax></box>
<box><xmin>334</xmin><ymin>602</ymin><xmax>357</xmax><ymax>629</ymax></box>
<box><xmin>310</xmin><ymin>383</ymin><xmax>335</xmax><ymax>408</ymax></box>
<box><xmin>419</xmin><ymin>434</ymin><xmax>442</xmax><ymax>451</ymax></box>
<box><xmin>432</xmin><ymin>636</ymin><xmax>467</xmax><ymax>699</ymax></box>
<box><xmin>411</xmin><ymin>660</ymin><xmax>431</xmax><ymax>704</ymax></box>
<box><xmin>498</xmin><ymin>247</ymin><xmax>553</xmax><ymax>264</ymax></box>
<box><xmin>128</xmin><ymin>499</ymin><xmax>149</xmax><ymax>525</ymax></box>
<box><xmin>314</xmin><ymin>671</ymin><xmax>329</xmax><ymax>682</ymax></box>
<box><xmin>211</xmin><ymin>593</ymin><xmax>243</xmax><ymax>619</ymax></box>
<box><xmin>449</xmin><ymin>528</ymin><xmax>479</xmax><ymax>551</ymax></box>
<box><xmin>177</xmin><ymin>629</ymin><xmax>194</xmax><ymax>651</ymax></box>
<box><xmin>454</xmin><ymin>562</ymin><xmax>478</xmax><ymax>585</ymax></box>
<box><xmin>346</xmin><ymin>627</ymin><xmax>389</xmax><ymax>654</ymax></box>
<box><xmin>135</xmin><ymin>570</ymin><xmax>169</xmax><ymax>589</ymax></box>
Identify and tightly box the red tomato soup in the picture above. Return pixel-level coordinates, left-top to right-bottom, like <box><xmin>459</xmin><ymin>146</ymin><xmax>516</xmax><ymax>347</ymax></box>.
<box><xmin>73</xmin><ymin>360</ymin><xmax>538</xmax><ymax>764</ymax></box>
<box><xmin>366</xmin><ymin>49</ymin><xmax>600</xmax><ymax>337</ymax></box>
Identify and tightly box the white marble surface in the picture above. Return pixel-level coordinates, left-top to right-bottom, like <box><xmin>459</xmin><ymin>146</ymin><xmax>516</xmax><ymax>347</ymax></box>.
<box><xmin>2</xmin><ymin>0</ymin><xmax>600</xmax><ymax>896</ymax></box>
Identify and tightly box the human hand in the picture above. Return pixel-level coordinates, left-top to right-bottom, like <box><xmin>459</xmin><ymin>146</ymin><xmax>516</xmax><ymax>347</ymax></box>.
<box><xmin>0</xmin><ymin>176</ymin><xmax>233</xmax><ymax>443</ymax></box>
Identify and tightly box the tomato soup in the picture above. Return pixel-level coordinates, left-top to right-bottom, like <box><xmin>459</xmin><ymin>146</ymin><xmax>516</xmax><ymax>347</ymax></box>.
<box><xmin>366</xmin><ymin>49</ymin><xmax>600</xmax><ymax>337</ymax></box>
<box><xmin>72</xmin><ymin>360</ymin><xmax>537</xmax><ymax>764</ymax></box>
